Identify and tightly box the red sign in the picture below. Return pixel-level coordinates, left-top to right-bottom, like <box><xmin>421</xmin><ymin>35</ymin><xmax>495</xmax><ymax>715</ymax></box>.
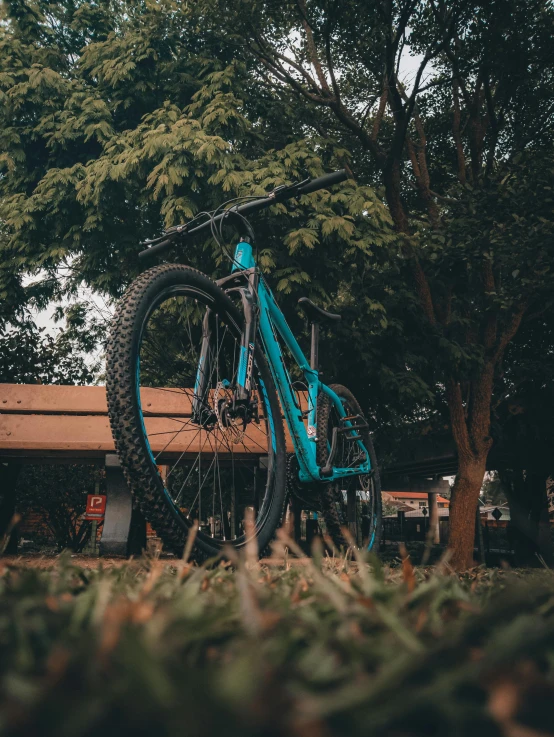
<box><xmin>85</xmin><ymin>494</ymin><xmax>106</xmax><ymax>520</ymax></box>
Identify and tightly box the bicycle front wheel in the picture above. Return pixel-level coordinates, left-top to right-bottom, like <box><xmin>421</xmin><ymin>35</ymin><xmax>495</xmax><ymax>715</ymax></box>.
<box><xmin>106</xmin><ymin>264</ymin><xmax>286</xmax><ymax>561</ymax></box>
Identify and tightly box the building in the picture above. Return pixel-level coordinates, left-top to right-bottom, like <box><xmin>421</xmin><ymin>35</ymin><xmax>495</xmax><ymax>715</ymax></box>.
<box><xmin>382</xmin><ymin>490</ymin><xmax>450</xmax><ymax>512</ymax></box>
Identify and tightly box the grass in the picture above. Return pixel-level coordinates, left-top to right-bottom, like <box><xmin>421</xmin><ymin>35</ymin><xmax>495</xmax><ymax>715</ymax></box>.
<box><xmin>1</xmin><ymin>536</ymin><xmax>554</xmax><ymax>737</ymax></box>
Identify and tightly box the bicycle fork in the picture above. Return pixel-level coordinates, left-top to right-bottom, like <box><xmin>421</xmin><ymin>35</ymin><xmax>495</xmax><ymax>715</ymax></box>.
<box><xmin>191</xmin><ymin>270</ymin><xmax>260</xmax><ymax>425</ymax></box>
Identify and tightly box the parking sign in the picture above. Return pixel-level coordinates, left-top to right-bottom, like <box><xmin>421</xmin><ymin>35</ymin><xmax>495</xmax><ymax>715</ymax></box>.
<box><xmin>85</xmin><ymin>494</ymin><xmax>106</xmax><ymax>520</ymax></box>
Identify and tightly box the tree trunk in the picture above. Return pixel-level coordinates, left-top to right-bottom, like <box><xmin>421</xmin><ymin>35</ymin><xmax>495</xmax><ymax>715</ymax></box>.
<box><xmin>448</xmin><ymin>457</ymin><xmax>487</xmax><ymax>570</ymax></box>
<box><xmin>382</xmin><ymin>159</ymin><xmax>410</xmax><ymax>233</ymax></box>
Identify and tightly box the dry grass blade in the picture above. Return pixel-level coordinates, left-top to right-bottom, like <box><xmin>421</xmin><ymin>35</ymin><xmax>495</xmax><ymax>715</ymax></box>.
<box><xmin>323</xmin><ymin>533</ymin><xmax>339</xmax><ymax>559</ymax></box>
<box><xmin>236</xmin><ymin>567</ymin><xmax>263</xmax><ymax>637</ymax></box>
<box><xmin>399</xmin><ymin>543</ymin><xmax>416</xmax><ymax>593</ymax></box>
<box><xmin>244</xmin><ymin>507</ymin><xmax>259</xmax><ymax>569</ymax></box>
<box><xmin>182</xmin><ymin>519</ymin><xmax>198</xmax><ymax>565</ymax></box>
<box><xmin>276</xmin><ymin>527</ymin><xmax>349</xmax><ymax>611</ymax></box>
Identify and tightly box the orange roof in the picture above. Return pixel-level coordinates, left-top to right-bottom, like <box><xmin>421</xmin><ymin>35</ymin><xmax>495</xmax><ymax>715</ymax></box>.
<box><xmin>383</xmin><ymin>491</ymin><xmax>450</xmax><ymax>504</ymax></box>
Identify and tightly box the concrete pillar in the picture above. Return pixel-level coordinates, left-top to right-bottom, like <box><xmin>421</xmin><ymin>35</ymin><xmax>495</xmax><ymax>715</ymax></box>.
<box><xmin>99</xmin><ymin>454</ymin><xmax>146</xmax><ymax>557</ymax></box>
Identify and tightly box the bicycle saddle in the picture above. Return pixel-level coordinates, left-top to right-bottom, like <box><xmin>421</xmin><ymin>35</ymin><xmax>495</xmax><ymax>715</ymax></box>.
<box><xmin>298</xmin><ymin>297</ymin><xmax>341</xmax><ymax>323</ymax></box>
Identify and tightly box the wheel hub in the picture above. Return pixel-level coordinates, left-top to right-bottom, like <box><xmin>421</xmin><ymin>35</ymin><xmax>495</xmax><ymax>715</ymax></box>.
<box><xmin>214</xmin><ymin>381</ymin><xmax>247</xmax><ymax>444</ymax></box>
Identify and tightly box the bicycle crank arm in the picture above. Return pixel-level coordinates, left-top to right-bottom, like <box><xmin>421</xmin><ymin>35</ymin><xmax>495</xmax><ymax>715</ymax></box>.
<box><xmin>320</xmin><ymin>414</ymin><xmax>370</xmax><ymax>477</ymax></box>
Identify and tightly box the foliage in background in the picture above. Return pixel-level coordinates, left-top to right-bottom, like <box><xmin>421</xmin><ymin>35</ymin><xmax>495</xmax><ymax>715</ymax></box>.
<box><xmin>0</xmin><ymin>554</ymin><xmax>554</xmax><ymax>736</ymax></box>
<box><xmin>0</xmin><ymin>315</ymin><xmax>98</xmax><ymax>384</ymax></box>
<box><xmin>15</xmin><ymin>464</ymin><xmax>105</xmax><ymax>551</ymax></box>
<box><xmin>382</xmin><ymin>499</ymin><xmax>402</xmax><ymax>518</ymax></box>
<box><xmin>481</xmin><ymin>472</ymin><xmax>507</xmax><ymax>507</ymax></box>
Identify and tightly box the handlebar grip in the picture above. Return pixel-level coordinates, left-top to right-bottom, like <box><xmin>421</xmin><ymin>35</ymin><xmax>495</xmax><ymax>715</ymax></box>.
<box><xmin>297</xmin><ymin>169</ymin><xmax>349</xmax><ymax>195</ymax></box>
<box><xmin>138</xmin><ymin>236</ymin><xmax>176</xmax><ymax>260</ymax></box>
<box><xmin>235</xmin><ymin>198</ymin><xmax>272</xmax><ymax>215</ymax></box>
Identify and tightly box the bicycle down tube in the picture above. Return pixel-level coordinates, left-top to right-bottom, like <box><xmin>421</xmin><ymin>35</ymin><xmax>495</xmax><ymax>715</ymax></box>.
<box><xmin>222</xmin><ymin>239</ymin><xmax>372</xmax><ymax>484</ymax></box>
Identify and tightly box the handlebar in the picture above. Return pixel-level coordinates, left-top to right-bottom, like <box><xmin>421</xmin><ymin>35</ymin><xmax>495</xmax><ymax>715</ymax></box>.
<box><xmin>139</xmin><ymin>169</ymin><xmax>348</xmax><ymax>260</ymax></box>
<box><xmin>296</xmin><ymin>169</ymin><xmax>349</xmax><ymax>194</ymax></box>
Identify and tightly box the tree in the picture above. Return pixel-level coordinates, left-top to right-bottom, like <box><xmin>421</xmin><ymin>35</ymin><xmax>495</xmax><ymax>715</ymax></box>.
<box><xmin>212</xmin><ymin>0</ymin><xmax>554</xmax><ymax>568</ymax></box>
<box><xmin>2</xmin><ymin>0</ymin><xmax>554</xmax><ymax>569</ymax></box>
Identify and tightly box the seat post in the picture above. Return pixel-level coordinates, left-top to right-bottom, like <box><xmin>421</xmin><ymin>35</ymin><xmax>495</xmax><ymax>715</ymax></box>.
<box><xmin>310</xmin><ymin>321</ymin><xmax>319</xmax><ymax>371</ymax></box>
<box><xmin>297</xmin><ymin>296</ymin><xmax>340</xmax><ymax>371</ymax></box>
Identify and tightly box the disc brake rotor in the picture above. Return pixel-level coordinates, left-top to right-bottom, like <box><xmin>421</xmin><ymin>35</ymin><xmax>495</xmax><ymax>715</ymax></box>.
<box><xmin>214</xmin><ymin>381</ymin><xmax>246</xmax><ymax>444</ymax></box>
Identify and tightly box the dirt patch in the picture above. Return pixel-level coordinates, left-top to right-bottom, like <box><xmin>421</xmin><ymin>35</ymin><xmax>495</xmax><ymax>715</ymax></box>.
<box><xmin>0</xmin><ymin>553</ymin><xmax>341</xmax><ymax>572</ymax></box>
<box><xmin>0</xmin><ymin>554</ymin><xmax>151</xmax><ymax>572</ymax></box>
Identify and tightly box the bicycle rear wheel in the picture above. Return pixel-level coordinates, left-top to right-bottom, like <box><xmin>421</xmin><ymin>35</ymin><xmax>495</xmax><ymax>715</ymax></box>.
<box><xmin>316</xmin><ymin>384</ymin><xmax>381</xmax><ymax>552</ymax></box>
<box><xmin>106</xmin><ymin>264</ymin><xmax>286</xmax><ymax>560</ymax></box>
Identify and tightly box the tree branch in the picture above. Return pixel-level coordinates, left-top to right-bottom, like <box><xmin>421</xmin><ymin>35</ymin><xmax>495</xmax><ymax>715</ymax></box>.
<box><xmin>494</xmin><ymin>302</ymin><xmax>529</xmax><ymax>362</ymax></box>
<box><xmin>483</xmin><ymin>74</ymin><xmax>499</xmax><ymax>174</ymax></box>
<box><xmin>411</xmin><ymin>256</ymin><xmax>437</xmax><ymax>325</ymax></box>
<box><xmin>391</xmin><ymin>18</ymin><xmax>454</xmax><ymax>162</ymax></box>
<box><xmin>252</xmin><ymin>41</ymin><xmax>331</xmax><ymax>106</ymax></box>
<box><xmin>452</xmin><ymin>80</ymin><xmax>467</xmax><ymax>184</ymax></box>
<box><xmin>399</xmin><ymin>84</ymin><xmax>439</xmax><ymax>224</ymax></box>
<box><xmin>392</xmin><ymin>0</ymin><xmax>419</xmax><ymax>55</ymax></box>
<box><xmin>482</xmin><ymin>258</ymin><xmax>497</xmax><ymax>351</ymax></box>
<box><xmin>296</xmin><ymin>0</ymin><xmax>332</xmax><ymax>95</ymax></box>
<box><xmin>358</xmin><ymin>93</ymin><xmax>381</xmax><ymax>131</ymax></box>
<box><xmin>371</xmin><ymin>84</ymin><xmax>388</xmax><ymax>141</ymax></box>
<box><xmin>250</xmin><ymin>28</ymin><xmax>385</xmax><ymax>162</ymax></box>
<box><xmin>323</xmin><ymin>7</ymin><xmax>341</xmax><ymax>103</ymax></box>
<box><xmin>429</xmin><ymin>1</ymin><xmax>472</xmax><ymax>107</ymax></box>
<box><xmin>255</xmin><ymin>33</ymin><xmax>323</xmax><ymax>94</ymax></box>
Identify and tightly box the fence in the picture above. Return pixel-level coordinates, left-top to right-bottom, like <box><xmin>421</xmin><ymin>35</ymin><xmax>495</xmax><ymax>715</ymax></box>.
<box><xmin>381</xmin><ymin>512</ymin><xmax>515</xmax><ymax>559</ymax></box>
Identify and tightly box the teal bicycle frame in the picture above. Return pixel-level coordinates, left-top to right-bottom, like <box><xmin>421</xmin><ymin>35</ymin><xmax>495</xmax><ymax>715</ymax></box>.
<box><xmin>222</xmin><ymin>240</ymin><xmax>371</xmax><ymax>485</ymax></box>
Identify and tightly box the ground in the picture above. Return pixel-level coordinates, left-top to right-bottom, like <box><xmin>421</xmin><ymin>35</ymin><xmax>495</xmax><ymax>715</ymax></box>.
<box><xmin>1</xmin><ymin>539</ymin><xmax>553</xmax><ymax>737</ymax></box>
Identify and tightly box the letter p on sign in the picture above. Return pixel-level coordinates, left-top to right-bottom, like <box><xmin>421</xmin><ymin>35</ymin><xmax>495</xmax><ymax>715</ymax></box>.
<box><xmin>85</xmin><ymin>494</ymin><xmax>106</xmax><ymax>520</ymax></box>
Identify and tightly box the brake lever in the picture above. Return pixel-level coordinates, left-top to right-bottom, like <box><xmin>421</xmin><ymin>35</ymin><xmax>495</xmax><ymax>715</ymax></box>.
<box><xmin>140</xmin><ymin>223</ymin><xmax>188</xmax><ymax>248</ymax></box>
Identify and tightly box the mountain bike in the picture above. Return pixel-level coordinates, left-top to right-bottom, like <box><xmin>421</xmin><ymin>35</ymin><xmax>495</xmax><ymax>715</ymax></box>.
<box><xmin>106</xmin><ymin>169</ymin><xmax>381</xmax><ymax>560</ymax></box>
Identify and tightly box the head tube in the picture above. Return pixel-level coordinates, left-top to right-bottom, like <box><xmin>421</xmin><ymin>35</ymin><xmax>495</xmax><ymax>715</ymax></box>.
<box><xmin>231</xmin><ymin>241</ymin><xmax>255</xmax><ymax>272</ymax></box>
